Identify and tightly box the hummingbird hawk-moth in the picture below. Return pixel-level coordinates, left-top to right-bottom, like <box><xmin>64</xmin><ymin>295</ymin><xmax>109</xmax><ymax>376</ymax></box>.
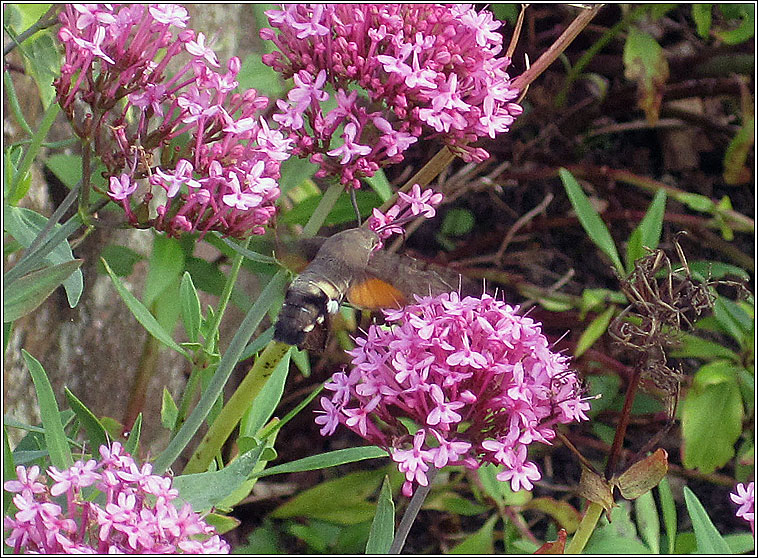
<box><xmin>273</xmin><ymin>227</ymin><xmax>477</xmax><ymax>347</ymax></box>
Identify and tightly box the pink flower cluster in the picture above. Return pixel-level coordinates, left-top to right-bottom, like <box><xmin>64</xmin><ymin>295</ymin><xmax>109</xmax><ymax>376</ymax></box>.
<box><xmin>367</xmin><ymin>183</ymin><xmax>443</xmax><ymax>246</ymax></box>
<box><xmin>56</xmin><ymin>4</ymin><xmax>291</xmax><ymax>238</ymax></box>
<box><xmin>261</xmin><ymin>4</ymin><xmax>522</xmax><ymax>189</ymax></box>
<box><xmin>731</xmin><ymin>482</ymin><xmax>755</xmax><ymax>534</ymax></box>
<box><xmin>316</xmin><ymin>292</ymin><xmax>590</xmax><ymax>496</ymax></box>
<box><xmin>3</xmin><ymin>443</ymin><xmax>229</xmax><ymax>554</ymax></box>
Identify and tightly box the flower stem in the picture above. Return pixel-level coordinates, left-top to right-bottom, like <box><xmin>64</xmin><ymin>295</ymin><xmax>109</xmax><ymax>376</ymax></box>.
<box><xmin>565</xmin><ymin>501</ymin><xmax>604</xmax><ymax>554</ymax></box>
<box><xmin>389</xmin><ymin>467</ymin><xmax>438</xmax><ymax>554</ymax></box>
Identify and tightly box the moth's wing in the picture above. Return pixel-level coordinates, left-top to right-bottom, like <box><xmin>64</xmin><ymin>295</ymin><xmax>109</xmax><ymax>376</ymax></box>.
<box><xmin>364</xmin><ymin>250</ymin><xmax>476</xmax><ymax>301</ymax></box>
<box><xmin>346</xmin><ymin>271</ymin><xmax>407</xmax><ymax>310</ymax></box>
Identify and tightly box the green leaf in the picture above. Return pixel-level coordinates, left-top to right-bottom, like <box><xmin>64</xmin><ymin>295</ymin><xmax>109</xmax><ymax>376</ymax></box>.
<box><xmin>559</xmin><ymin>168</ymin><xmax>624</xmax><ymax>274</ymax></box>
<box><xmin>687</xmin><ymin>260</ymin><xmax>751</xmax><ymax>281</ymax></box>
<box><xmin>64</xmin><ymin>388</ymin><xmax>108</xmax><ymax>459</ymax></box>
<box><xmin>45</xmin><ymin>153</ymin><xmax>83</xmax><ymax>189</ymax></box>
<box><xmin>714</xmin><ymin>4</ymin><xmax>755</xmax><ymax>44</ymax></box>
<box><xmin>22</xmin><ymin>350</ymin><xmax>73</xmax><ymax>469</ymax></box>
<box><xmin>366</xmin><ymin>476</ymin><xmax>395</xmax><ymax>554</ymax></box>
<box><xmin>364</xmin><ymin>169</ymin><xmax>393</xmax><ymax>202</ymax></box>
<box><xmin>179</xmin><ymin>272</ymin><xmax>202</xmax><ymax>343</ymax></box>
<box><xmin>124</xmin><ymin>413</ymin><xmax>142</xmax><ymax>456</ymax></box>
<box><xmin>161</xmin><ymin>388</ymin><xmax>179</xmax><ymax>431</ymax></box>
<box><xmin>634</xmin><ymin>491</ymin><xmax>660</xmax><ymax>553</ymax></box>
<box><xmin>681</xmin><ymin>361</ymin><xmax>743</xmax><ymax>472</ymax></box>
<box><xmin>449</xmin><ymin>514</ymin><xmax>498</xmax><ymax>554</ymax></box>
<box><xmin>623</xmin><ymin>27</ymin><xmax>669</xmax><ymax>123</ymax></box>
<box><xmin>683</xmin><ymin>487</ymin><xmax>732</xmax><ymax>554</ymax></box>
<box><xmin>440</xmin><ymin>208</ymin><xmax>475</xmax><ymax>237</ymax></box>
<box><xmin>238</xmin><ymin>52</ymin><xmax>284</xmax><ymax>100</ymax></box>
<box><xmin>670</xmin><ymin>331</ymin><xmax>739</xmax><ymax>361</ymax></box>
<box><xmin>583</xmin><ymin>502</ymin><xmax>652</xmax><ymax>554</ymax></box>
<box><xmin>722</xmin><ymin>116</ymin><xmax>754</xmax><ymax>185</ymax></box>
<box><xmin>271</xmin><ymin>469</ymin><xmax>386</xmax><ymax>524</ymax></box>
<box><xmin>4</xmin><ymin>206</ymin><xmax>84</xmax><ymax>308</ymax></box>
<box><xmin>3</xmin><ymin>260</ymin><xmax>82</xmax><ymax>322</ymax></box>
<box><xmin>256</xmin><ymin>446</ymin><xmax>388</xmax><ymax>478</ymax></box>
<box><xmin>101</xmin><ymin>258</ymin><xmax>189</xmax><ymax>359</ymax></box>
<box><xmin>99</xmin><ymin>244</ymin><xmax>143</xmax><ymax>277</ymax></box>
<box><xmin>658</xmin><ymin>477</ymin><xmax>677</xmax><ymax>554</ymax></box>
<box><xmin>143</xmin><ymin>235</ymin><xmax>185</xmax><ymax>307</ymax></box>
<box><xmin>678</xmin><ymin>191</ymin><xmax>715</xmax><ymax>213</ymax></box>
<box><xmin>6</xmin><ymin>102</ymin><xmax>60</xmax><ymax>204</ymax></box>
<box><xmin>240</xmin><ymin>350</ymin><xmax>291</xmax><ymax>437</ymax></box>
<box><xmin>692</xmin><ymin>4</ymin><xmax>713</xmax><ymax>37</ymax></box>
<box><xmin>625</xmin><ymin>189</ymin><xmax>666</xmax><ymax>273</ymax></box>
<box><xmin>281</xmin><ymin>190</ymin><xmax>383</xmax><ymax>227</ymax></box>
<box><xmin>173</xmin><ymin>444</ymin><xmax>266</xmax><ymax>512</ymax></box>
<box><xmin>575</xmin><ymin>305</ymin><xmax>615</xmax><ymax>357</ymax></box>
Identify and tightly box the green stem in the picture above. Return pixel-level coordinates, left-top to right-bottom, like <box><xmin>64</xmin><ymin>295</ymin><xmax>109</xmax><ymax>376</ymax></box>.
<box><xmin>389</xmin><ymin>467</ymin><xmax>438</xmax><ymax>554</ymax></box>
<box><xmin>565</xmin><ymin>502</ymin><xmax>604</xmax><ymax>554</ymax></box>
<box><xmin>7</xmin><ymin>101</ymin><xmax>60</xmax><ymax>205</ymax></box>
<box><xmin>152</xmin><ymin>269</ymin><xmax>289</xmax><ymax>474</ymax></box>
<box><xmin>182</xmin><ymin>340</ymin><xmax>291</xmax><ymax>474</ymax></box>
<box><xmin>207</xmin><ymin>237</ymin><xmax>250</xmax><ymax>352</ymax></box>
<box><xmin>175</xmin><ymin>237</ymin><xmax>251</xmax><ymax>426</ymax></box>
<box><xmin>302</xmin><ymin>180</ymin><xmax>344</xmax><ymax>237</ymax></box>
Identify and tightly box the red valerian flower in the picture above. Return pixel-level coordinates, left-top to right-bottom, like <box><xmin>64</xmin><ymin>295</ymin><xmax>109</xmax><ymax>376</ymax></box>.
<box><xmin>317</xmin><ymin>291</ymin><xmax>591</xmax><ymax>496</ymax></box>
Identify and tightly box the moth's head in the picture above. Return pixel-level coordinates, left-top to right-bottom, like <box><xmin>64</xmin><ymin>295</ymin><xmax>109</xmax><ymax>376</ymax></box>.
<box><xmin>322</xmin><ymin>228</ymin><xmax>381</xmax><ymax>265</ymax></box>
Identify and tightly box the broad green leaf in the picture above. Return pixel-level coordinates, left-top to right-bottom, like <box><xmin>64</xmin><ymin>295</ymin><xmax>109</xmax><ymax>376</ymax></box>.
<box><xmin>173</xmin><ymin>444</ymin><xmax>266</xmax><ymax>512</ymax></box>
<box><xmin>625</xmin><ymin>189</ymin><xmax>666</xmax><ymax>273</ymax></box>
<box><xmin>449</xmin><ymin>514</ymin><xmax>498</xmax><ymax>554</ymax></box>
<box><xmin>161</xmin><ymin>388</ymin><xmax>179</xmax><ymax>431</ymax></box>
<box><xmin>575</xmin><ymin>305</ymin><xmax>615</xmax><ymax>357</ymax></box>
<box><xmin>424</xmin><ymin>492</ymin><xmax>489</xmax><ymax>516</ymax></box>
<box><xmin>45</xmin><ymin>153</ymin><xmax>83</xmax><ymax>189</ymax></box>
<box><xmin>559</xmin><ymin>168</ymin><xmax>624</xmax><ymax>274</ymax></box>
<box><xmin>4</xmin><ymin>206</ymin><xmax>83</xmax><ymax>307</ymax></box>
<box><xmin>271</xmin><ymin>469</ymin><xmax>386</xmax><ymax>524</ymax></box>
<box><xmin>366</xmin><ymin>477</ymin><xmax>395</xmax><ymax>554</ymax></box>
<box><xmin>102</xmin><ymin>258</ymin><xmax>188</xmax><ymax>359</ymax></box>
<box><xmin>681</xmin><ymin>361</ymin><xmax>743</xmax><ymax>472</ymax></box>
<box><xmin>143</xmin><ymin>235</ymin><xmax>185</xmax><ymax>307</ymax></box>
<box><xmin>256</xmin><ymin>446</ymin><xmax>387</xmax><ymax>478</ymax></box>
<box><xmin>20</xmin><ymin>31</ymin><xmax>59</xmax><ymax>109</ymax></box>
<box><xmin>64</xmin><ymin>388</ymin><xmax>108</xmax><ymax>459</ymax></box>
<box><xmin>99</xmin><ymin>244</ymin><xmax>143</xmax><ymax>277</ymax></box>
<box><xmin>204</xmin><ymin>513</ymin><xmax>241</xmax><ymax>535</ymax></box>
<box><xmin>3</xmin><ymin>260</ymin><xmax>82</xmax><ymax>322</ymax></box>
<box><xmin>683</xmin><ymin>487</ymin><xmax>732</xmax><ymax>554</ymax></box>
<box><xmin>22</xmin><ymin>350</ymin><xmax>73</xmax><ymax>469</ymax></box>
<box><xmin>179</xmin><ymin>272</ymin><xmax>202</xmax><ymax>343</ymax></box>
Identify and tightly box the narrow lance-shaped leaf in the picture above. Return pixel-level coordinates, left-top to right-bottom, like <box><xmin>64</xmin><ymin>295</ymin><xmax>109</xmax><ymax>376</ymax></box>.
<box><xmin>559</xmin><ymin>168</ymin><xmax>624</xmax><ymax>274</ymax></box>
